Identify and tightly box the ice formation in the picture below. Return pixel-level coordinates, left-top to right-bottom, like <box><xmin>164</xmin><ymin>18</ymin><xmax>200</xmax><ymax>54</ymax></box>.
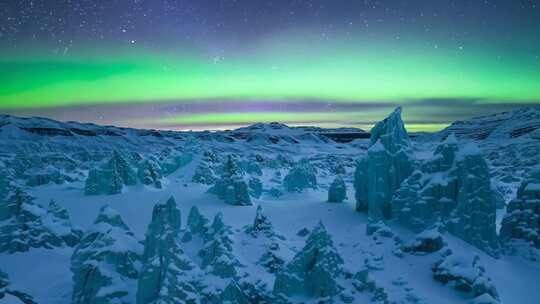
<box><xmin>220</xmin><ymin>280</ymin><xmax>250</xmax><ymax>304</ymax></box>
<box><xmin>354</xmin><ymin>107</ymin><xmax>414</xmax><ymax>220</ymax></box>
<box><xmin>283</xmin><ymin>159</ymin><xmax>317</xmax><ymax>192</ymax></box>
<box><xmin>239</xmin><ymin>159</ymin><xmax>263</xmax><ymax>176</ymax></box>
<box><xmin>403</xmin><ymin>227</ymin><xmax>445</xmax><ymax>254</ymax></box>
<box><xmin>46</xmin><ymin>199</ymin><xmax>83</xmax><ymax>247</ymax></box>
<box><xmin>137</xmin><ymin>158</ymin><xmax>163</xmax><ymax>189</ymax></box>
<box><xmin>445</xmin><ymin>143</ymin><xmax>500</xmax><ymax>255</ymax></box>
<box><xmin>136</xmin><ymin>197</ymin><xmax>202</xmax><ymax>304</ymax></box>
<box><xmin>0</xmin><ymin>269</ymin><xmax>36</xmax><ymax>304</ymax></box>
<box><xmin>1</xmin><ymin>109</ymin><xmax>539</xmax><ymax>304</ymax></box>
<box><xmin>159</xmin><ymin>152</ymin><xmax>193</xmax><ymax>176</ymax></box>
<box><xmin>500</xmin><ymin>168</ymin><xmax>540</xmax><ymax>248</ymax></box>
<box><xmin>84</xmin><ymin>150</ymin><xmax>137</xmax><ymax>195</ymax></box>
<box><xmin>192</xmin><ymin>161</ymin><xmax>216</xmax><ymax>185</ymax></box>
<box><xmin>246</xmin><ymin>205</ymin><xmax>274</xmax><ymax>238</ymax></box>
<box><xmin>71</xmin><ymin>206</ymin><xmax>142</xmax><ymax>304</ymax></box>
<box><xmin>390</xmin><ymin>134</ymin><xmax>499</xmax><ymax>254</ymax></box>
<box><xmin>273</xmin><ymin>222</ymin><xmax>344</xmax><ymax>299</ymax></box>
<box><xmin>0</xmin><ymin>187</ymin><xmax>81</xmax><ymax>253</ymax></box>
<box><xmin>248</xmin><ymin>177</ymin><xmax>263</xmax><ymax>199</ymax></box>
<box><xmin>182</xmin><ymin>205</ymin><xmax>210</xmax><ymax>243</ymax></box>
<box><xmin>246</xmin><ymin>205</ymin><xmax>285</xmax><ymax>274</ymax></box>
<box><xmin>392</xmin><ymin>134</ymin><xmax>461</xmax><ymax>232</ymax></box>
<box><xmin>209</xmin><ymin>156</ymin><xmax>252</xmax><ymax>206</ymax></box>
<box><xmin>432</xmin><ymin>249</ymin><xmax>500</xmax><ymax>303</ymax></box>
<box><xmin>328</xmin><ymin>175</ymin><xmax>347</xmax><ymax>203</ymax></box>
<box><xmin>198</xmin><ymin>212</ymin><xmax>241</xmax><ymax>278</ymax></box>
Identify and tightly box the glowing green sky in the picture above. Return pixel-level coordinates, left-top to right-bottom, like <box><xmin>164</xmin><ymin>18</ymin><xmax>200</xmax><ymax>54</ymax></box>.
<box><xmin>1</xmin><ymin>39</ymin><xmax>539</xmax><ymax>132</ymax></box>
<box><xmin>1</xmin><ymin>41</ymin><xmax>539</xmax><ymax>109</ymax></box>
<box><xmin>1</xmin><ymin>1</ymin><xmax>540</xmax><ymax>131</ymax></box>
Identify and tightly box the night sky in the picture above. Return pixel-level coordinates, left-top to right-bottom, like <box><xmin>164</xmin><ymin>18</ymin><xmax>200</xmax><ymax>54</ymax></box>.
<box><xmin>1</xmin><ymin>0</ymin><xmax>539</xmax><ymax>131</ymax></box>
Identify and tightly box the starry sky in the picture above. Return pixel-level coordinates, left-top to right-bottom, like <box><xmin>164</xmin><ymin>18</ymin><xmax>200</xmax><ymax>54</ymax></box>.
<box><xmin>1</xmin><ymin>0</ymin><xmax>539</xmax><ymax>131</ymax></box>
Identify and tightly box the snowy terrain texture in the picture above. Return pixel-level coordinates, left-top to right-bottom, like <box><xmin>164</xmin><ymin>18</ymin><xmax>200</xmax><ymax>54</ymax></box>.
<box><xmin>0</xmin><ymin>108</ymin><xmax>540</xmax><ymax>304</ymax></box>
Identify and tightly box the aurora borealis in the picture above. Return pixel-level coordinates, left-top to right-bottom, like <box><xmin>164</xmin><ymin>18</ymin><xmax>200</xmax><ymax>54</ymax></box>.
<box><xmin>1</xmin><ymin>1</ymin><xmax>539</xmax><ymax>131</ymax></box>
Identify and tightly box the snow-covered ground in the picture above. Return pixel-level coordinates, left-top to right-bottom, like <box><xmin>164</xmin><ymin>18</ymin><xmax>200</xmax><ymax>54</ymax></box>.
<box><xmin>1</xmin><ymin>108</ymin><xmax>540</xmax><ymax>303</ymax></box>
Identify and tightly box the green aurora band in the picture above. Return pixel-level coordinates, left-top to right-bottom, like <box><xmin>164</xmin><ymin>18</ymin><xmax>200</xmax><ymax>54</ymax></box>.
<box><xmin>0</xmin><ymin>39</ymin><xmax>539</xmax><ymax>130</ymax></box>
<box><xmin>157</xmin><ymin>112</ymin><xmax>450</xmax><ymax>132</ymax></box>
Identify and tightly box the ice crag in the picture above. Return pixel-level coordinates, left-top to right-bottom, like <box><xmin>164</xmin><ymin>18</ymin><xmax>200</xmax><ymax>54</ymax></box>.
<box><xmin>71</xmin><ymin>205</ymin><xmax>143</xmax><ymax>304</ymax></box>
<box><xmin>393</xmin><ymin>135</ymin><xmax>499</xmax><ymax>255</ymax></box>
<box><xmin>246</xmin><ymin>206</ymin><xmax>285</xmax><ymax>274</ymax></box>
<box><xmin>328</xmin><ymin>176</ymin><xmax>347</xmax><ymax>203</ymax></box>
<box><xmin>159</xmin><ymin>151</ymin><xmax>193</xmax><ymax>176</ymax></box>
<box><xmin>198</xmin><ymin>212</ymin><xmax>242</xmax><ymax>279</ymax></box>
<box><xmin>192</xmin><ymin>161</ymin><xmax>216</xmax><ymax>185</ymax></box>
<box><xmin>246</xmin><ymin>205</ymin><xmax>276</xmax><ymax>238</ymax></box>
<box><xmin>220</xmin><ymin>280</ymin><xmax>251</xmax><ymax>304</ymax></box>
<box><xmin>0</xmin><ymin>187</ymin><xmax>81</xmax><ymax>253</ymax></box>
<box><xmin>209</xmin><ymin>156</ymin><xmax>252</xmax><ymax>206</ymax></box>
<box><xmin>182</xmin><ymin>205</ymin><xmax>210</xmax><ymax>243</ymax></box>
<box><xmin>137</xmin><ymin>157</ymin><xmax>163</xmax><ymax>189</ymax></box>
<box><xmin>354</xmin><ymin>107</ymin><xmax>414</xmax><ymax>220</ymax></box>
<box><xmin>500</xmin><ymin>168</ymin><xmax>540</xmax><ymax>249</ymax></box>
<box><xmin>136</xmin><ymin>197</ymin><xmax>203</xmax><ymax>304</ymax></box>
<box><xmin>446</xmin><ymin>143</ymin><xmax>500</xmax><ymax>255</ymax></box>
<box><xmin>283</xmin><ymin>160</ymin><xmax>317</xmax><ymax>192</ymax></box>
<box><xmin>46</xmin><ymin>199</ymin><xmax>83</xmax><ymax>247</ymax></box>
<box><xmin>392</xmin><ymin>134</ymin><xmax>462</xmax><ymax>232</ymax></box>
<box><xmin>248</xmin><ymin>177</ymin><xmax>263</xmax><ymax>199</ymax></box>
<box><xmin>273</xmin><ymin>222</ymin><xmax>344</xmax><ymax>300</ymax></box>
<box><xmin>84</xmin><ymin>150</ymin><xmax>137</xmax><ymax>196</ymax></box>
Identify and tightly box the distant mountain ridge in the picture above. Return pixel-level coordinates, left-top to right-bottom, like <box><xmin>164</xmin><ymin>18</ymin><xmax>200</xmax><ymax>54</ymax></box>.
<box><xmin>2</xmin><ymin>106</ymin><xmax>540</xmax><ymax>148</ymax></box>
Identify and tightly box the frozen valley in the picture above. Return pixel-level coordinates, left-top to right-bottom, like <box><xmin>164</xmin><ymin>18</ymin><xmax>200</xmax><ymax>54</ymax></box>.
<box><xmin>1</xmin><ymin>108</ymin><xmax>540</xmax><ymax>304</ymax></box>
